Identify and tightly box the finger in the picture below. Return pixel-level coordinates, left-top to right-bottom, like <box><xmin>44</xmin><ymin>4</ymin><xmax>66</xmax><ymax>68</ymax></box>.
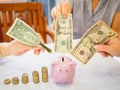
<box><xmin>62</xmin><ymin>1</ymin><xmax>72</xmax><ymax>18</ymax></box>
<box><xmin>98</xmin><ymin>51</ymin><xmax>109</xmax><ymax>57</ymax></box>
<box><xmin>14</xmin><ymin>49</ymin><xmax>29</xmax><ymax>56</ymax></box>
<box><xmin>51</xmin><ymin>7</ymin><xmax>57</xmax><ymax>19</ymax></box>
<box><xmin>34</xmin><ymin>49</ymin><xmax>41</xmax><ymax>56</ymax></box>
<box><xmin>56</xmin><ymin>4</ymin><xmax>62</xmax><ymax>14</ymax></box>
<box><xmin>62</xmin><ymin>3</ymin><xmax>67</xmax><ymax>18</ymax></box>
<box><xmin>62</xmin><ymin>5</ymin><xmax>68</xmax><ymax>18</ymax></box>
<box><xmin>34</xmin><ymin>48</ymin><xmax>44</xmax><ymax>55</ymax></box>
<box><xmin>52</xmin><ymin>20</ymin><xmax>56</xmax><ymax>30</ymax></box>
<box><xmin>40</xmin><ymin>47</ymin><xmax>45</xmax><ymax>52</ymax></box>
<box><xmin>37</xmin><ymin>33</ymin><xmax>45</xmax><ymax>44</ymax></box>
<box><xmin>64</xmin><ymin>9</ymin><xmax>69</xmax><ymax>18</ymax></box>
<box><xmin>94</xmin><ymin>45</ymin><xmax>110</xmax><ymax>53</ymax></box>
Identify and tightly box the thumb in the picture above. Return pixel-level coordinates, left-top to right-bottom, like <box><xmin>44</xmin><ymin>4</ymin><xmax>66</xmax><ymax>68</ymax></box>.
<box><xmin>51</xmin><ymin>7</ymin><xmax>57</xmax><ymax>19</ymax></box>
<box><xmin>94</xmin><ymin>45</ymin><xmax>110</xmax><ymax>53</ymax></box>
<box><xmin>56</xmin><ymin>4</ymin><xmax>62</xmax><ymax>14</ymax></box>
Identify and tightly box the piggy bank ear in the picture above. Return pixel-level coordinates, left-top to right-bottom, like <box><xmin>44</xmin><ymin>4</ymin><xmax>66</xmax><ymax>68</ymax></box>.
<box><xmin>69</xmin><ymin>62</ymin><xmax>76</xmax><ymax>68</ymax></box>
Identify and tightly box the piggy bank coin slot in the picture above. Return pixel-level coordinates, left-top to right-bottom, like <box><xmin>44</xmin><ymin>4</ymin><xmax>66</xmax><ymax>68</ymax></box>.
<box><xmin>62</xmin><ymin>57</ymin><xmax>64</xmax><ymax>62</ymax></box>
<box><xmin>59</xmin><ymin>69</ymin><xmax>62</xmax><ymax>72</ymax></box>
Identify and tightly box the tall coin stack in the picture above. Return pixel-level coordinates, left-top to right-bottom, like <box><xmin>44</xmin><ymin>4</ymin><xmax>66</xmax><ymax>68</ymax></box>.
<box><xmin>32</xmin><ymin>71</ymin><xmax>39</xmax><ymax>84</ymax></box>
<box><xmin>41</xmin><ymin>67</ymin><xmax>48</xmax><ymax>82</ymax></box>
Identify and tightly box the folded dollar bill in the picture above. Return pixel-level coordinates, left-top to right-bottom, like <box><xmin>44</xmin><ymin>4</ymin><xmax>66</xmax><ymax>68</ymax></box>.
<box><xmin>6</xmin><ymin>18</ymin><xmax>51</xmax><ymax>53</ymax></box>
<box><xmin>71</xmin><ymin>20</ymin><xmax>118</xmax><ymax>64</ymax></box>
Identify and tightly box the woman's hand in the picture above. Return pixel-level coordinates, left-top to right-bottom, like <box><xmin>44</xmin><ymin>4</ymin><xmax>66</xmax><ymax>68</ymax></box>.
<box><xmin>51</xmin><ymin>0</ymin><xmax>72</xmax><ymax>19</ymax></box>
<box><xmin>94</xmin><ymin>37</ymin><xmax>120</xmax><ymax>57</ymax></box>
<box><xmin>51</xmin><ymin>0</ymin><xmax>72</xmax><ymax>29</ymax></box>
<box><xmin>1</xmin><ymin>40</ymin><xmax>44</xmax><ymax>56</ymax></box>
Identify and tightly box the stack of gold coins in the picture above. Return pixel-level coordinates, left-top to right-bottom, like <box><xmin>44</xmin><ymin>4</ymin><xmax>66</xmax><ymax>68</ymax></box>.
<box><xmin>4</xmin><ymin>79</ymin><xmax>11</xmax><ymax>85</ymax></box>
<box><xmin>41</xmin><ymin>67</ymin><xmax>48</xmax><ymax>82</ymax></box>
<box><xmin>22</xmin><ymin>73</ymin><xmax>28</xmax><ymax>84</ymax></box>
<box><xmin>32</xmin><ymin>71</ymin><xmax>39</xmax><ymax>84</ymax></box>
<box><xmin>12</xmin><ymin>77</ymin><xmax>19</xmax><ymax>85</ymax></box>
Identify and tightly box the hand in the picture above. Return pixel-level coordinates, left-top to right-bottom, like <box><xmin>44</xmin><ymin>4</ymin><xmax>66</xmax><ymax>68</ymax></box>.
<box><xmin>51</xmin><ymin>0</ymin><xmax>72</xmax><ymax>19</ymax></box>
<box><xmin>1</xmin><ymin>40</ymin><xmax>44</xmax><ymax>56</ymax></box>
<box><xmin>51</xmin><ymin>0</ymin><xmax>72</xmax><ymax>29</ymax></box>
<box><xmin>94</xmin><ymin>37</ymin><xmax>120</xmax><ymax>57</ymax></box>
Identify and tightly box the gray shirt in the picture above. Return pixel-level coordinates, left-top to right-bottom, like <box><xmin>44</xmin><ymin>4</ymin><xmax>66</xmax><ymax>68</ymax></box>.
<box><xmin>69</xmin><ymin>0</ymin><xmax>120</xmax><ymax>39</ymax></box>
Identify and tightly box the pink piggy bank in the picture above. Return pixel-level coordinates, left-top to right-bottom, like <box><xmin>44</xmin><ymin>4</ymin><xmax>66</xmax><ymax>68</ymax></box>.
<box><xmin>51</xmin><ymin>56</ymin><xmax>76</xmax><ymax>84</ymax></box>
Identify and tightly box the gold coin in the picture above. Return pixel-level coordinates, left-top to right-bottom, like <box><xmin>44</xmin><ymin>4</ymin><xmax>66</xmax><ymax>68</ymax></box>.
<box><xmin>42</xmin><ymin>75</ymin><xmax>48</xmax><ymax>79</ymax></box>
<box><xmin>32</xmin><ymin>71</ymin><xmax>39</xmax><ymax>76</ymax></box>
<box><xmin>42</xmin><ymin>78</ymin><xmax>48</xmax><ymax>82</ymax></box>
<box><xmin>4</xmin><ymin>79</ymin><xmax>11</xmax><ymax>85</ymax></box>
<box><xmin>41</xmin><ymin>67</ymin><xmax>48</xmax><ymax>73</ymax></box>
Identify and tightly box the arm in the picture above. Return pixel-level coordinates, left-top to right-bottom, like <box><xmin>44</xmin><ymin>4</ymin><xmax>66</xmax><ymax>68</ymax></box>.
<box><xmin>95</xmin><ymin>37</ymin><xmax>120</xmax><ymax>57</ymax></box>
<box><xmin>51</xmin><ymin>0</ymin><xmax>72</xmax><ymax>19</ymax></box>
<box><xmin>51</xmin><ymin>0</ymin><xmax>72</xmax><ymax>29</ymax></box>
<box><xmin>0</xmin><ymin>40</ymin><xmax>44</xmax><ymax>57</ymax></box>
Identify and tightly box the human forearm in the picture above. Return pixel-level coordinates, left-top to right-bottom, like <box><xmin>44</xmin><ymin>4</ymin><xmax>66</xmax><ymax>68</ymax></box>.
<box><xmin>0</xmin><ymin>43</ymin><xmax>10</xmax><ymax>57</ymax></box>
<box><xmin>0</xmin><ymin>40</ymin><xmax>45</xmax><ymax>57</ymax></box>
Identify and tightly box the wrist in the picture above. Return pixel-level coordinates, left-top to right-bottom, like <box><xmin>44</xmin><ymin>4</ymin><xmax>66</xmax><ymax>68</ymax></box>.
<box><xmin>0</xmin><ymin>43</ymin><xmax>11</xmax><ymax>57</ymax></box>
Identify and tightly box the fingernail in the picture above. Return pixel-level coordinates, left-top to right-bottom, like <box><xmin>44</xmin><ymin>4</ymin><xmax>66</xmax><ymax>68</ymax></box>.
<box><xmin>63</xmin><ymin>15</ymin><xmax>66</xmax><ymax>18</ymax></box>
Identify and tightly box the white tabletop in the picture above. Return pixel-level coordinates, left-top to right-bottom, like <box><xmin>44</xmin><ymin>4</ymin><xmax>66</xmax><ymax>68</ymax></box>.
<box><xmin>0</xmin><ymin>40</ymin><xmax>120</xmax><ymax>90</ymax></box>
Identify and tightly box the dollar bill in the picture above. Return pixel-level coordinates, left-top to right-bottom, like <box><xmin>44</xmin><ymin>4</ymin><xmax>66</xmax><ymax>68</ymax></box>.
<box><xmin>71</xmin><ymin>20</ymin><xmax>118</xmax><ymax>64</ymax></box>
<box><xmin>6</xmin><ymin>18</ymin><xmax>51</xmax><ymax>53</ymax></box>
<box><xmin>55</xmin><ymin>14</ymin><xmax>73</xmax><ymax>52</ymax></box>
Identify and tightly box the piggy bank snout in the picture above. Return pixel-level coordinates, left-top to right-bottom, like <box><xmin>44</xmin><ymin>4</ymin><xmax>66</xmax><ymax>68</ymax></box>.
<box><xmin>60</xmin><ymin>74</ymin><xmax>67</xmax><ymax>79</ymax></box>
<box><xmin>59</xmin><ymin>75</ymin><xmax>68</xmax><ymax>83</ymax></box>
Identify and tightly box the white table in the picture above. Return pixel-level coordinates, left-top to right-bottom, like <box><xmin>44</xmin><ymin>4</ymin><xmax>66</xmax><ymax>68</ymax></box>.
<box><xmin>0</xmin><ymin>40</ymin><xmax>120</xmax><ymax>90</ymax></box>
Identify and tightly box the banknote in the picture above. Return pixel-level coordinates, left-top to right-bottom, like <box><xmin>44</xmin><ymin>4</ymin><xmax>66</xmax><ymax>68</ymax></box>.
<box><xmin>6</xmin><ymin>18</ymin><xmax>51</xmax><ymax>53</ymax></box>
<box><xmin>55</xmin><ymin>14</ymin><xmax>73</xmax><ymax>52</ymax></box>
<box><xmin>71</xmin><ymin>20</ymin><xmax>118</xmax><ymax>64</ymax></box>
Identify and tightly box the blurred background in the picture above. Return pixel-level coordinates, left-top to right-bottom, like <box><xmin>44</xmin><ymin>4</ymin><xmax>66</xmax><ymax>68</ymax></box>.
<box><xmin>0</xmin><ymin>0</ymin><xmax>56</xmax><ymax>43</ymax></box>
<box><xmin>0</xmin><ymin>0</ymin><xmax>56</xmax><ymax>25</ymax></box>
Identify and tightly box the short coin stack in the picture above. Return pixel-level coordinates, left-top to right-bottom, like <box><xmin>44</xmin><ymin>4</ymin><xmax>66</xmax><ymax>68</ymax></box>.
<box><xmin>41</xmin><ymin>67</ymin><xmax>48</xmax><ymax>82</ymax></box>
<box><xmin>22</xmin><ymin>73</ymin><xmax>28</xmax><ymax>84</ymax></box>
<box><xmin>12</xmin><ymin>77</ymin><xmax>19</xmax><ymax>85</ymax></box>
<box><xmin>4</xmin><ymin>79</ymin><xmax>11</xmax><ymax>85</ymax></box>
